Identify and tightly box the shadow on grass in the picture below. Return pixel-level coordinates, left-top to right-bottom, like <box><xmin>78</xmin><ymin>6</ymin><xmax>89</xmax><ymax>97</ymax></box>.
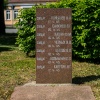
<box><xmin>72</xmin><ymin>75</ymin><xmax>100</xmax><ymax>84</ymax></box>
<box><xmin>73</xmin><ymin>56</ymin><xmax>100</xmax><ymax>64</ymax></box>
<box><xmin>0</xmin><ymin>46</ymin><xmax>13</xmax><ymax>52</ymax></box>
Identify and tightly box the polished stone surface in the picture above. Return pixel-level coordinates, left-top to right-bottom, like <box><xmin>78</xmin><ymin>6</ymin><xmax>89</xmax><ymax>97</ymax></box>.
<box><xmin>36</xmin><ymin>8</ymin><xmax>72</xmax><ymax>83</ymax></box>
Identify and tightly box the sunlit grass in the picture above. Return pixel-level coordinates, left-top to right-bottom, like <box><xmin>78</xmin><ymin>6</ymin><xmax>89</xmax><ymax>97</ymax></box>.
<box><xmin>0</xmin><ymin>47</ymin><xmax>36</xmax><ymax>100</ymax></box>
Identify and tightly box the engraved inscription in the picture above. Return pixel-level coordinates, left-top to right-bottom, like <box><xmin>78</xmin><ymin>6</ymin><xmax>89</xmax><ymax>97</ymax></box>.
<box><xmin>37</xmin><ymin>33</ymin><xmax>45</xmax><ymax>36</ymax></box>
<box><xmin>37</xmin><ymin>17</ymin><xmax>45</xmax><ymax>20</ymax></box>
<box><xmin>37</xmin><ymin>49</ymin><xmax>45</xmax><ymax>52</ymax></box>
<box><xmin>36</xmin><ymin>8</ymin><xmax>72</xmax><ymax>83</ymax></box>
<box><xmin>37</xmin><ymin>57</ymin><xmax>45</xmax><ymax>61</ymax></box>
<box><xmin>37</xmin><ymin>41</ymin><xmax>45</xmax><ymax>45</ymax></box>
<box><xmin>50</xmin><ymin>57</ymin><xmax>71</xmax><ymax>60</ymax></box>
<box><xmin>54</xmin><ymin>32</ymin><xmax>71</xmax><ymax>36</ymax></box>
<box><xmin>55</xmin><ymin>49</ymin><xmax>69</xmax><ymax>52</ymax></box>
<box><xmin>37</xmin><ymin>65</ymin><xmax>45</xmax><ymax>69</ymax></box>
<box><xmin>52</xmin><ymin>24</ymin><xmax>70</xmax><ymax>28</ymax></box>
<box><xmin>37</xmin><ymin>25</ymin><xmax>45</xmax><ymax>28</ymax></box>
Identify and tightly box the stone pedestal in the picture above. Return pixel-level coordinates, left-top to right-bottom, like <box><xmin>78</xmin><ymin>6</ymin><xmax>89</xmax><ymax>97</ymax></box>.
<box><xmin>10</xmin><ymin>81</ymin><xmax>95</xmax><ymax>100</ymax></box>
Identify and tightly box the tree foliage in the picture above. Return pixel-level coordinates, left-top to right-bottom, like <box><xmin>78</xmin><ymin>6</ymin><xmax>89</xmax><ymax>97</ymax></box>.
<box><xmin>0</xmin><ymin>0</ymin><xmax>5</xmax><ymax>35</ymax></box>
<box><xmin>4</xmin><ymin>0</ymin><xmax>8</xmax><ymax>9</ymax></box>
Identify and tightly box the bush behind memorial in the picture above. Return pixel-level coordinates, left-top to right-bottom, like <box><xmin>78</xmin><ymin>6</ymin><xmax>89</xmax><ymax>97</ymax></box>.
<box><xmin>15</xmin><ymin>0</ymin><xmax>100</xmax><ymax>61</ymax></box>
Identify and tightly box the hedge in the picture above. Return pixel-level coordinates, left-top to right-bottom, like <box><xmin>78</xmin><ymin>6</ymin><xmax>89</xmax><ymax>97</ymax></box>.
<box><xmin>15</xmin><ymin>0</ymin><xmax>100</xmax><ymax>61</ymax></box>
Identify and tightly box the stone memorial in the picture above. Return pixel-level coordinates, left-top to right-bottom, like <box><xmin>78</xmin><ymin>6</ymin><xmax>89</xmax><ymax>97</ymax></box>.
<box><xmin>10</xmin><ymin>8</ymin><xmax>96</xmax><ymax>100</ymax></box>
<box><xmin>36</xmin><ymin>8</ymin><xmax>72</xmax><ymax>83</ymax></box>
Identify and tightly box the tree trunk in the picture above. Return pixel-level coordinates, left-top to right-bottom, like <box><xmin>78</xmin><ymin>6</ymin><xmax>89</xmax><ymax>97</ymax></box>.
<box><xmin>0</xmin><ymin>0</ymin><xmax>5</xmax><ymax>35</ymax></box>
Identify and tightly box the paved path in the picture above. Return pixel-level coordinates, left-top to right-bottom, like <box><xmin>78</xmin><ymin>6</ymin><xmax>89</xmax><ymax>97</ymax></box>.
<box><xmin>5</xmin><ymin>28</ymin><xmax>18</xmax><ymax>33</ymax></box>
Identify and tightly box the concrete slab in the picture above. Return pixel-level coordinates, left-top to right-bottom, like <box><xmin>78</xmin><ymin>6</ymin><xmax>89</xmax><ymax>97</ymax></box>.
<box><xmin>10</xmin><ymin>81</ymin><xmax>95</xmax><ymax>100</ymax></box>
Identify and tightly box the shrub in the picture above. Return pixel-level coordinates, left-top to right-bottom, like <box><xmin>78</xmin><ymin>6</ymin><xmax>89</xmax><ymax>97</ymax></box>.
<box><xmin>71</xmin><ymin>0</ymin><xmax>100</xmax><ymax>60</ymax></box>
<box><xmin>15</xmin><ymin>0</ymin><xmax>100</xmax><ymax>60</ymax></box>
<box><xmin>15</xmin><ymin>7</ymin><xmax>36</xmax><ymax>56</ymax></box>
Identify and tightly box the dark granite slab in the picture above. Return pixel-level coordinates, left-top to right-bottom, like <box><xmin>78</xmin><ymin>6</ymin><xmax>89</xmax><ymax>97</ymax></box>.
<box><xmin>36</xmin><ymin>8</ymin><xmax>72</xmax><ymax>83</ymax></box>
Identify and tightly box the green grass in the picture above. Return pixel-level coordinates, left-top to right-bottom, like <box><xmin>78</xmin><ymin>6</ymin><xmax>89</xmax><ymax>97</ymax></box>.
<box><xmin>0</xmin><ymin>34</ymin><xmax>100</xmax><ymax>100</ymax></box>
<box><xmin>0</xmin><ymin>48</ymin><xmax>36</xmax><ymax>100</ymax></box>
<box><xmin>72</xmin><ymin>61</ymin><xmax>100</xmax><ymax>100</ymax></box>
<box><xmin>0</xmin><ymin>47</ymin><xmax>36</xmax><ymax>99</ymax></box>
<box><xmin>0</xmin><ymin>47</ymin><xmax>36</xmax><ymax>100</ymax></box>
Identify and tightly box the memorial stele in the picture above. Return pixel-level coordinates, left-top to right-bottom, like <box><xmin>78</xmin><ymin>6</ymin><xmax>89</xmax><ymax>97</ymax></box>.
<box><xmin>36</xmin><ymin>8</ymin><xmax>72</xmax><ymax>83</ymax></box>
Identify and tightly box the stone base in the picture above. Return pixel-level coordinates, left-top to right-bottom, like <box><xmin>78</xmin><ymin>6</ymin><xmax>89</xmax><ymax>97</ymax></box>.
<box><xmin>10</xmin><ymin>81</ymin><xmax>95</xmax><ymax>100</ymax></box>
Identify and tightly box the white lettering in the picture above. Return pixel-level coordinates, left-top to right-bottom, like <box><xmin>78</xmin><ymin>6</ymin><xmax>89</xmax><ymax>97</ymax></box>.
<box><xmin>66</xmin><ymin>16</ymin><xmax>71</xmax><ymax>20</ymax></box>
<box><xmin>51</xmin><ymin>16</ymin><xmax>65</xmax><ymax>20</ymax></box>
<box><xmin>54</xmin><ymin>32</ymin><xmax>71</xmax><ymax>37</ymax></box>
<box><xmin>37</xmin><ymin>25</ymin><xmax>45</xmax><ymax>28</ymax></box>
<box><xmin>67</xmin><ymin>65</ymin><xmax>71</xmax><ymax>68</ymax></box>
<box><xmin>37</xmin><ymin>65</ymin><xmax>45</xmax><ymax>69</ymax></box>
<box><xmin>55</xmin><ymin>40</ymin><xmax>65</xmax><ymax>44</ymax></box>
<box><xmin>37</xmin><ymin>49</ymin><xmax>45</xmax><ymax>52</ymax></box>
<box><xmin>54</xmin><ymin>40</ymin><xmax>71</xmax><ymax>44</ymax></box>
<box><xmin>37</xmin><ymin>57</ymin><xmax>45</xmax><ymax>61</ymax></box>
<box><xmin>48</xmin><ymin>28</ymin><xmax>52</xmax><ymax>31</ymax></box>
<box><xmin>55</xmin><ymin>49</ymin><xmax>72</xmax><ymax>52</ymax></box>
<box><xmin>37</xmin><ymin>17</ymin><xmax>45</xmax><ymax>20</ymax></box>
<box><xmin>55</xmin><ymin>49</ymin><xmax>68</xmax><ymax>52</ymax></box>
<box><xmin>37</xmin><ymin>33</ymin><xmax>45</xmax><ymax>37</ymax></box>
<box><xmin>52</xmin><ymin>24</ymin><xmax>66</xmax><ymax>28</ymax></box>
<box><xmin>37</xmin><ymin>41</ymin><xmax>45</xmax><ymax>45</ymax></box>
<box><xmin>54</xmin><ymin>65</ymin><xmax>66</xmax><ymax>69</ymax></box>
<box><xmin>69</xmin><ymin>49</ymin><xmax>72</xmax><ymax>52</ymax></box>
<box><xmin>50</xmin><ymin>57</ymin><xmax>68</xmax><ymax>60</ymax></box>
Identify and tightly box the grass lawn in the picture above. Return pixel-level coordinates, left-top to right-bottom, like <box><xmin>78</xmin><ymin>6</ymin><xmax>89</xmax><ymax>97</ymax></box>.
<box><xmin>0</xmin><ymin>34</ymin><xmax>100</xmax><ymax>100</ymax></box>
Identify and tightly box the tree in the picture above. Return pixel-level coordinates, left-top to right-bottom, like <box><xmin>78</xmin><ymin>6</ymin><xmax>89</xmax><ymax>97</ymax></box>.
<box><xmin>4</xmin><ymin>0</ymin><xmax>8</xmax><ymax>9</ymax></box>
<box><xmin>0</xmin><ymin>0</ymin><xmax>5</xmax><ymax>35</ymax></box>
